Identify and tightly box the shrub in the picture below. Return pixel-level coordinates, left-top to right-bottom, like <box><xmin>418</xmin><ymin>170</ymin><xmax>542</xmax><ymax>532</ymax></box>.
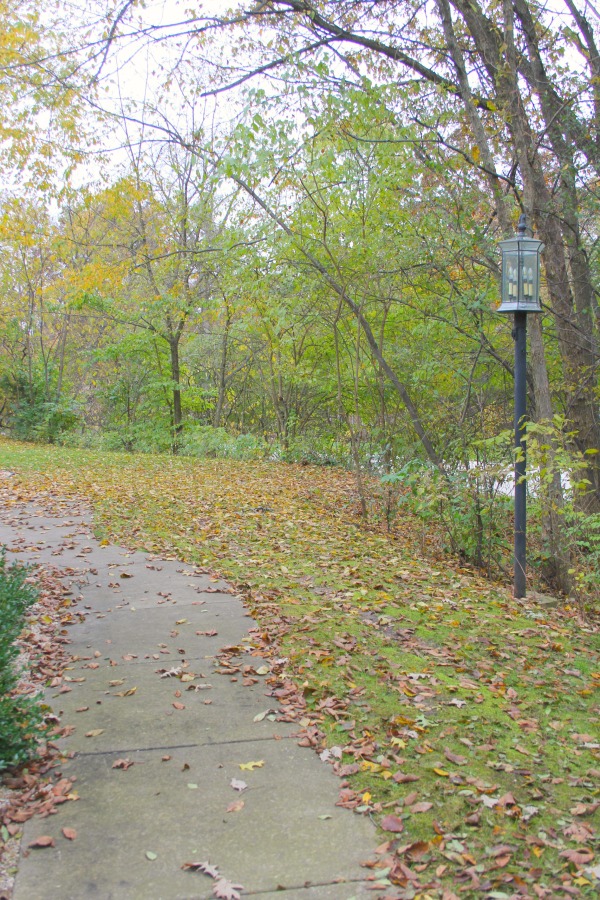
<box><xmin>0</xmin><ymin>551</ymin><xmax>45</xmax><ymax>771</ymax></box>
<box><xmin>382</xmin><ymin>451</ymin><xmax>513</xmax><ymax>576</ymax></box>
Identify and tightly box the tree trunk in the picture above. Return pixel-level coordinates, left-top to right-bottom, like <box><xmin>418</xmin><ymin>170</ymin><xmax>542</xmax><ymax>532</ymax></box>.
<box><xmin>169</xmin><ymin>336</ymin><xmax>183</xmax><ymax>453</ymax></box>
<box><xmin>528</xmin><ymin>314</ymin><xmax>572</xmax><ymax>593</ymax></box>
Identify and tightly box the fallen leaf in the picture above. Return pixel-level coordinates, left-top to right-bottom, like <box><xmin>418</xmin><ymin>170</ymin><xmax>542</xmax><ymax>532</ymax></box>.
<box><xmin>62</xmin><ymin>827</ymin><xmax>77</xmax><ymax>840</ymax></box>
<box><xmin>560</xmin><ymin>848</ymin><xmax>594</xmax><ymax>865</ymax></box>
<box><xmin>29</xmin><ymin>836</ymin><xmax>55</xmax><ymax>848</ymax></box>
<box><xmin>226</xmin><ymin>800</ymin><xmax>245</xmax><ymax>813</ymax></box>
<box><xmin>571</xmin><ymin>802</ymin><xmax>600</xmax><ymax>816</ymax></box>
<box><xmin>253</xmin><ymin>709</ymin><xmax>276</xmax><ymax>722</ymax></box>
<box><xmin>213</xmin><ymin>877</ymin><xmax>244</xmax><ymax>899</ymax></box>
<box><xmin>444</xmin><ymin>748</ymin><xmax>468</xmax><ymax>766</ymax></box>
<box><xmin>230</xmin><ymin>779</ymin><xmax>247</xmax><ymax>792</ymax></box>
<box><xmin>172</xmin><ymin>701</ymin><xmax>185</xmax><ymax>710</ymax></box>
<box><xmin>182</xmin><ymin>861</ymin><xmax>220</xmax><ymax>877</ymax></box>
<box><xmin>112</xmin><ymin>758</ymin><xmax>134</xmax><ymax>770</ymax></box>
<box><xmin>393</xmin><ymin>772</ymin><xmax>420</xmax><ymax>784</ymax></box>
<box><xmin>381</xmin><ymin>815</ymin><xmax>404</xmax><ymax>833</ymax></box>
<box><xmin>239</xmin><ymin>760</ymin><xmax>264</xmax><ymax>771</ymax></box>
<box><xmin>408</xmin><ymin>801</ymin><xmax>433</xmax><ymax>814</ymax></box>
<box><xmin>85</xmin><ymin>729</ymin><xmax>104</xmax><ymax>738</ymax></box>
<box><xmin>145</xmin><ymin>850</ymin><xmax>158</xmax><ymax>861</ymax></box>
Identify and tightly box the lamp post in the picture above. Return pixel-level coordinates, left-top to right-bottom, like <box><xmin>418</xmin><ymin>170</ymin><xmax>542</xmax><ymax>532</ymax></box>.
<box><xmin>497</xmin><ymin>215</ymin><xmax>544</xmax><ymax>599</ymax></box>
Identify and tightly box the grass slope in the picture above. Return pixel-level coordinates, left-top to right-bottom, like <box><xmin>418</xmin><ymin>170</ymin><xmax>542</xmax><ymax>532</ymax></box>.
<box><xmin>0</xmin><ymin>439</ymin><xmax>598</xmax><ymax>899</ymax></box>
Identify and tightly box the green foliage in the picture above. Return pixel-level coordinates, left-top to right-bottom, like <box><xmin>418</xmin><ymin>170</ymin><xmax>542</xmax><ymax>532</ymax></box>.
<box><xmin>383</xmin><ymin>451</ymin><xmax>513</xmax><ymax>574</ymax></box>
<box><xmin>0</xmin><ymin>369</ymin><xmax>79</xmax><ymax>443</ymax></box>
<box><xmin>526</xmin><ymin>418</ymin><xmax>600</xmax><ymax>607</ymax></box>
<box><xmin>180</xmin><ymin>425</ymin><xmax>267</xmax><ymax>460</ymax></box>
<box><xmin>0</xmin><ymin>550</ymin><xmax>45</xmax><ymax>771</ymax></box>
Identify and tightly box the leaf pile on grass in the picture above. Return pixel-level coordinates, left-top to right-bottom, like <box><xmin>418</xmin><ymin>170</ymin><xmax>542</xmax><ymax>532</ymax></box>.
<box><xmin>0</xmin><ymin>440</ymin><xmax>599</xmax><ymax>898</ymax></box>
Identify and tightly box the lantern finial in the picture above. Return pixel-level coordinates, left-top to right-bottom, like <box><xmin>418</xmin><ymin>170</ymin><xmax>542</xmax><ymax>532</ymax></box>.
<box><xmin>517</xmin><ymin>214</ymin><xmax>530</xmax><ymax>237</ymax></box>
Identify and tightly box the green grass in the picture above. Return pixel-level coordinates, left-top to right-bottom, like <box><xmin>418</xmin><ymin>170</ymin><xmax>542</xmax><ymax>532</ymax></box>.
<box><xmin>0</xmin><ymin>438</ymin><xmax>598</xmax><ymax>897</ymax></box>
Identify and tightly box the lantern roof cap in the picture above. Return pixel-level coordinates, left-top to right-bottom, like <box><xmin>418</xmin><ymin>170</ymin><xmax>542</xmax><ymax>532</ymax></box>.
<box><xmin>499</xmin><ymin>214</ymin><xmax>544</xmax><ymax>253</ymax></box>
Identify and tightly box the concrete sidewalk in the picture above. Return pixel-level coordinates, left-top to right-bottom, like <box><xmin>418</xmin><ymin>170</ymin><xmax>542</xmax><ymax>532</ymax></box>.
<box><xmin>0</xmin><ymin>498</ymin><xmax>377</xmax><ymax>900</ymax></box>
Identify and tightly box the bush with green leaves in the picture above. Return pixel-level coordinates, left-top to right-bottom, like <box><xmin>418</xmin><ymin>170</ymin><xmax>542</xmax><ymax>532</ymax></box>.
<box><xmin>0</xmin><ymin>369</ymin><xmax>79</xmax><ymax>444</ymax></box>
<box><xmin>180</xmin><ymin>425</ymin><xmax>267</xmax><ymax>460</ymax></box>
<box><xmin>0</xmin><ymin>550</ymin><xmax>46</xmax><ymax>771</ymax></box>
<box><xmin>382</xmin><ymin>447</ymin><xmax>513</xmax><ymax>576</ymax></box>
<box><xmin>526</xmin><ymin>417</ymin><xmax>600</xmax><ymax>608</ymax></box>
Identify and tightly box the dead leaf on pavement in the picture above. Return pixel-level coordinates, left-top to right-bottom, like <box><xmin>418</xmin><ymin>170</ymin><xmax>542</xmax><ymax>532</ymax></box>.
<box><xmin>213</xmin><ymin>877</ymin><xmax>244</xmax><ymax>900</ymax></box>
<box><xmin>238</xmin><ymin>760</ymin><xmax>264</xmax><ymax>771</ymax></box>
<box><xmin>29</xmin><ymin>836</ymin><xmax>55</xmax><ymax>848</ymax></box>
<box><xmin>226</xmin><ymin>800</ymin><xmax>245</xmax><ymax>813</ymax></box>
<box><xmin>112</xmin><ymin>758</ymin><xmax>134</xmax><ymax>770</ymax></box>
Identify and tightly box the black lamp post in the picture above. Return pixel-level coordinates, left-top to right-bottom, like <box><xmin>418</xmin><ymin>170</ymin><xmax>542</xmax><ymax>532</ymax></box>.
<box><xmin>497</xmin><ymin>214</ymin><xmax>544</xmax><ymax>599</ymax></box>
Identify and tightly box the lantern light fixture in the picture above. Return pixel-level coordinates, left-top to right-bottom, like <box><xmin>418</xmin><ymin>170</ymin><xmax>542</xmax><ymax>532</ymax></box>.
<box><xmin>497</xmin><ymin>214</ymin><xmax>544</xmax><ymax>314</ymax></box>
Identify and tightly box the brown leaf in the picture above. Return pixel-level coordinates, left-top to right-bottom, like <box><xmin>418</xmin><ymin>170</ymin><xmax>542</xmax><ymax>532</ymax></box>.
<box><xmin>397</xmin><ymin>840</ymin><xmax>430</xmax><ymax>860</ymax></box>
<box><xmin>465</xmin><ymin>812</ymin><xmax>481</xmax><ymax>826</ymax></box>
<box><xmin>570</xmin><ymin>802</ymin><xmax>600</xmax><ymax>816</ymax></box>
<box><xmin>112</xmin><ymin>758</ymin><xmax>134</xmax><ymax>770</ymax></box>
<box><xmin>559</xmin><ymin>848</ymin><xmax>594</xmax><ymax>865</ymax></box>
<box><xmin>29</xmin><ymin>836</ymin><xmax>55</xmax><ymax>848</ymax></box>
<box><xmin>213</xmin><ymin>877</ymin><xmax>244</xmax><ymax>900</ymax></box>
<box><xmin>172</xmin><ymin>701</ymin><xmax>185</xmax><ymax>710</ymax></box>
<box><xmin>408</xmin><ymin>801</ymin><xmax>433</xmax><ymax>814</ymax></box>
<box><xmin>85</xmin><ymin>729</ymin><xmax>104</xmax><ymax>738</ymax></box>
<box><xmin>381</xmin><ymin>814</ymin><xmax>404</xmax><ymax>833</ymax></box>
<box><xmin>181</xmin><ymin>860</ymin><xmax>219</xmax><ymax>877</ymax></box>
<box><xmin>392</xmin><ymin>772</ymin><xmax>420</xmax><ymax>784</ymax></box>
<box><xmin>226</xmin><ymin>800</ymin><xmax>245</xmax><ymax>813</ymax></box>
<box><xmin>444</xmin><ymin>747</ymin><xmax>468</xmax><ymax>766</ymax></box>
<box><xmin>62</xmin><ymin>827</ymin><xmax>77</xmax><ymax>841</ymax></box>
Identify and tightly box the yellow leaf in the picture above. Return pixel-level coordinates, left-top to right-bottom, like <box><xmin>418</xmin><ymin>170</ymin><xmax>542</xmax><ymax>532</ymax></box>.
<box><xmin>239</xmin><ymin>760</ymin><xmax>265</xmax><ymax>771</ymax></box>
<box><xmin>362</xmin><ymin>792</ymin><xmax>372</xmax><ymax>804</ymax></box>
<box><xmin>433</xmin><ymin>768</ymin><xmax>449</xmax><ymax>777</ymax></box>
<box><xmin>391</xmin><ymin>738</ymin><xmax>407</xmax><ymax>748</ymax></box>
